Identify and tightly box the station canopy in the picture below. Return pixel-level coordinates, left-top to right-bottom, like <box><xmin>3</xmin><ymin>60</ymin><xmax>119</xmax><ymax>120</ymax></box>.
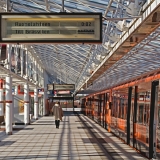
<box><xmin>0</xmin><ymin>0</ymin><xmax>160</xmax><ymax>93</ymax></box>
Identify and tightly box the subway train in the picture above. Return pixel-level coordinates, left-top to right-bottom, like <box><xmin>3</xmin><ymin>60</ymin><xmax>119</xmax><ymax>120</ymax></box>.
<box><xmin>81</xmin><ymin>74</ymin><xmax>160</xmax><ymax>159</ymax></box>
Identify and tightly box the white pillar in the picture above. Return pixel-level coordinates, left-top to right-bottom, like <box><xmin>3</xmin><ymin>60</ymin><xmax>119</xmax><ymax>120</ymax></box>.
<box><xmin>5</xmin><ymin>75</ymin><xmax>12</xmax><ymax>135</ymax></box>
<box><xmin>15</xmin><ymin>45</ymin><xmax>18</xmax><ymax>74</ymax></box>
<box><xmin>15</xmin><ymin>86</ymin><xmax>18</xmax><ymax>95</ymax></box>
<box><xmin>43</xmin><ymin>92</ymin><xmax>46</xmax><ymax>116</ymax></box>
<box><xmin>0</xmin><ymin>79</ymin><xmax>4</xmax><ymax>116</ymax></box>
<box><xmin>34</xmin><ymin>60</ymin><xmax>37</xmax><ymax>82</ymax></box>
<box><xmin>26</xmin><ymin>50</ymin><xmax>28</xmax><ymax>77</ymax></box>
<box><xmin>43</xmin><ymin>70</ymin><xmax>49</xmax><ymax>116</ymax></box>
<box><xmin>20</xmin><ymin>46</ymin><xmax>23</xmax><ymax>77</ymax></box>
<box><xmin>6</xmin><ymin>44</ymin><xmax>11</xmax><ymax>70</ymax></box>
<box><xmin>12</xmin><ymin>94</ymin><xmax>14</xmax><ymax>123</ymax></box>
<box><xmin>24</xmin><ymin>83</ymin><xmax>29</xmax><ymax>124</ymax></box>
<box><xmin>34</xmin><ymin>88</ymin><xmax>38</xmax><ymax>120</ymax></box>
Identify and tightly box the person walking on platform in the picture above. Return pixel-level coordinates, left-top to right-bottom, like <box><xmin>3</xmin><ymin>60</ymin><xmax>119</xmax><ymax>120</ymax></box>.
<box><xmin>53</xmin><ymin>101</ymin><xmax>63</xmax><ymax>129</ymax></box>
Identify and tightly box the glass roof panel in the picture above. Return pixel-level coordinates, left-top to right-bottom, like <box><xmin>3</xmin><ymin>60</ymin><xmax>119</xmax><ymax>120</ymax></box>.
<box><xmin>1</xmin><ymin>0</ymin><xmax>155</xmax><ymax>92</ymax></box>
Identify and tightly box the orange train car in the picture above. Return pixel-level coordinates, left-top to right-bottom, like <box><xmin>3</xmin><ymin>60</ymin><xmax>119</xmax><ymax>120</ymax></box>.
<box><xmin>81</xmin><ymin>77</ymin><xmax>160</xmax><ymax>159</ymax></box>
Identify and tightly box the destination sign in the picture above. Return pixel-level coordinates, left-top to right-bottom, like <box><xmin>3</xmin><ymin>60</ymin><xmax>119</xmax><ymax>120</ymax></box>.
<box><xmin>0</xmin><ymin>13</ymin><xmax>102</xmax><ymax>43</ymax></box>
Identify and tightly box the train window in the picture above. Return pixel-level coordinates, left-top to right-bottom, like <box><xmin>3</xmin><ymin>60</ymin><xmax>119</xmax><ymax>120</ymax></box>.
<box><xmin>138</xmin><ymin>104</ymin><xmax>144</xmax><ymax>123</ymax></box>
<box><xmin>131</xmin><ymin>102</ymin><xmax>134</xmax><ymax>121</ymax></box>
<box><xmin>111</xmin><ymin>97</ymin><xmax>114</xmax><ymax>116</ymax></box>
<box><xmin>122</xmin><ymin>99</ymin><xmax>124</xmax><ymax>119</ymax></box>
<box><xmin>112</xmin><ymin>96</ymin><xmax>117</xmax><ymax>117</ymax></box>
<box><xmin>144</xmin><ymin>104</ymin><xmax>150</xmax><ymax>125</ymax></box>
<box><xmin>124</xmin><ymin>99</ymin><xmax>127</xmax><ymax>120</ymax></box>
<box><xmin>116</xmin><ymin>97</ymin><xmax>118</xmax><ymax>117</ymax></box>
<box><xmin>118</xmin><ymin>98</ymin><xmax>121</xmax><ymax>118</ymax></box>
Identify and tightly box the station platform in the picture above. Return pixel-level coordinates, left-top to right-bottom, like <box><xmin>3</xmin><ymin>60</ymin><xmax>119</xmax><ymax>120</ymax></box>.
<box><xmin>0</xmin><ymin>111</ymin><xmax>147</xmax><ymax>160</ymax></box>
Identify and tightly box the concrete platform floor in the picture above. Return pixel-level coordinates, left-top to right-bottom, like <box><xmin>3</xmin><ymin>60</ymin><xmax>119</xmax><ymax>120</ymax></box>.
<box><xmin>0</xmin><ymin>112</ymin><xmax>148</xmax><ymax>160</ymax></box>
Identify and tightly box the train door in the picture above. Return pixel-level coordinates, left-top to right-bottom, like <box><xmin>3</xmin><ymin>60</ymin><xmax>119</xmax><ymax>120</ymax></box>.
<box><xmin>110</xmin><ymin>96</ymin><xmax>116</xmax><ymax>133</ymax></box>
<box><xmin>131</xmin><ymin>82</ymin><xmax>151</xmax><ymax>157</ymax></box>
<box><xmin>115</xmin><ymin>96</ymin><xmax>119</xmax><ymax>136</ymax></box>
<box><xmin>111</xmin><ymin>95</ymin><xmax>119</xmax><ymax>135</ymax></box>
<box><xmin>133</xmin><ymin>92</ymin><xmax>150</xmax><ymax>157</ymax></box>
<box><xmin>105</xmin><ymin>93</ymin><xmax>110</xmax><ymax>131</ymax></box>
<box><xmin>101</xmin><ymin>94</ymin><xmax>104</xmax><ymax>127</ymax></box>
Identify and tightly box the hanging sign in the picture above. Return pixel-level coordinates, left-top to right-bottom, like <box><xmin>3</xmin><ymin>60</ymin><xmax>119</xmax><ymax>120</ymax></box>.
<box><xmin>57</xmin><ymin>90</ymin><xmax>70</xmax><ymax>94</ymax></box>
<box><xmin>47</xmin><ymin>84</ymin><xmax>54</xmax><ymax>91</ymax></box>
<box><xmin>54</xmin><ymin>84</ymin><xmax>75</xmax><ymax>91</ymax></box>
<box><xmin>0</xmin><ymin>13</ymin><xmax>102</xmax><ymax>43</ymax></box>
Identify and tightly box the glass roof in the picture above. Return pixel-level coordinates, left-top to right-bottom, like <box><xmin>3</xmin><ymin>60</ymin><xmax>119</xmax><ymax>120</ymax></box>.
<box><xmin>1</xmin><ymin>0</ymin><xmax>158</xmax><ymax>93</ymax></box>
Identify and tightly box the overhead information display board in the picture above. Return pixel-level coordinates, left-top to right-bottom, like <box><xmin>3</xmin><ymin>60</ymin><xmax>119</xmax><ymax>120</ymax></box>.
<box><xmin>54</xmin><ymin>84</ymin><xmax>75</xmax><ymax>91</ymax></box>
<box><xmin>0</xmin><ymin>13</ymin><xmax>102</xmax><ymax>43</ymax></box>
<box><xmin>47</xmin><ymin>84</ymin><xmax>54</xmax><ymax>91</ymax></box>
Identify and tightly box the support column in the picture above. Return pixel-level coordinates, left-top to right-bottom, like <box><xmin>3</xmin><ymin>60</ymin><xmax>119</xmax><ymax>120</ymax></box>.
<box><xmin>108</xmin><ymin>89</ymin><xmax>112</xmax><ymax>132</ymax></box>
<box><xmin>127</xmin><ymin>87</ymin><xmax>132</xmax><ymax>145</ymax></box>
<box><xmin>34</xmin><ymin>60</ymin><xmax>37</xmax><ymax>82</ymax></box>
<box><xmin>133</xmin><ymin>86</ymin><xmax>138</xmax><ymax>148</ymax></box>
<box><xmin>12</xmin><ymin>94</ymin><xmax>14</xmax><ymax>124</ymax></box>
<box><xmin>43</xmin><ymin>70</ymin><xmax>48</xmax><ymax>116</ymax></box>
<box><xmin>15</xmin><ymin>45</ymin><xmax>18</xmax><ymax>74</ymax></box>
<box><xmin>62</xmin><ymin>0</ymin><xmax>64</xmax><ymax>12</ymax></box>
<box><xmin>149</xmin><ymin>81</ymin><xmax>159</xmax><ymax>159</ymax></box>
<box><xmin>25</xmin><ymin>50</ymin><xmax>28</xmax><ymax>77</ymax></box>
<box><xmin>105</xmin><ymin>93</ymin><xmax>107</xmax><ymax>129</ymax></box>
<box><xmin>92</xmin><ymin>96</ymin><xmax>94</xmax><ymax>120</ymax></box>
<box><xmin>99</xmin><ymin>94</ymin><xmax>102</xmax><ymax>124</ymax></box>
<box><xmin>0</xmin><ymin>79</ymin><xmax>4</xmax><ymax>116</ymax></box>
<box><xmin>24</xmin><ymin>84</ymin><xmax>29</xmax><ymax>124</ymax></box>
<box><xmin>6</xmin><ymin>44</ymin><xmax>11</xmax><ymax>70</ymax></box>
<box><xmin>73</xmin><ymin>95</ymin><xmax>74</xmax><ymax>112</ymax></box>
<box><xmin>43</xmin><ymin>89</ymin><xmax>46</xmax><ymax>116</ymax></box>
<box><xmin>103</xmin><ymin>94</ymin><xmax>105</xmax><ymax>128</ymax></box>
<box><xmin>34</xmin><ymin>88</ymin><xmax>38</xmax><ymax>120</ymax></box>
<box><xmin>15</xmin><ymin>86</ymin><xmax>18</xmax><ymax>95</ymax></box>
<box><xmin>5</xmin><ymin>75</ymin><xmax>12</xmax><ymax>135</ymax></box>
<box><xmin>20</xmin><ymin>46</ymin><xmax>23</xmax><ymax>77</ymax></box>
<box><xmin>109</xmin><ymin>89</ymin><xmax>112</xmax><ymax>108</ymax></box>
